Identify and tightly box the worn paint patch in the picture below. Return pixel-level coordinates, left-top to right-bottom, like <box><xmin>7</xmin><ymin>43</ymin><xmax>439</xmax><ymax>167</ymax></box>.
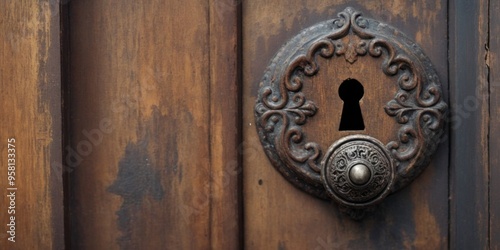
<box><xmin>107</xmin><ymin>134</ymin><xmax>165</xmax><ymax>248</ymax></box>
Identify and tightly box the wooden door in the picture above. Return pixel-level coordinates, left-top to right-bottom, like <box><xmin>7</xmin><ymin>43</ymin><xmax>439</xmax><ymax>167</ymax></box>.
<box><xmin>0</xmin><ymin>0</ymin><xmax>498</xmax><ymax>249</ymax></box>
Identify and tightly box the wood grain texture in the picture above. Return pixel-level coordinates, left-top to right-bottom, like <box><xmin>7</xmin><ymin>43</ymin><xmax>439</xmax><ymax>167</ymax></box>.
<box><xmin>449</xmin><ymin>0</ymin><xmax>490</xmax><ymax>249</ymax></box>
<box><xmin>0</xmin><ymin>0</ymin><xmax>64</xmax><ymax>249</ymax></box>
<box><xmin>68</xmin><ymin>0</ymin><xmax>241</xmax><ymax>249</ymax></box>
<box><xmin>208</xmin><ymin>0</ymin><xmax>242</xmax><ymax>249</ymax></box>
<box><xmin>489</xmin><ymin>0</ymin><xmax>500</xmax><ymax>248</ymax></box>
<box><xmin>243</xmin><ymin>1</ymin><xmax>449</xmax><ymax>249</ymax></box>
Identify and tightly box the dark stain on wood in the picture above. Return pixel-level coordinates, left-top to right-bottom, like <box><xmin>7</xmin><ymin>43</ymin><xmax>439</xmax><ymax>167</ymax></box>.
<box><xmin>108</xmin><ymin>138</ymin><xmax>165</xmax><ymax>247</ymax></box>
<box><xmin>107</xmin><ymin>107</ymin><xmax>176</xmax><ymax>248</ymax></box>
<box><xmin>278</xmin><ymin>240</ymin><xmax>287</xmax><ymax>250</ymax></box>
<box><xmin>367</xmin><ymin>194</ymin><xmax>416</xmax><ymax>249</ymax></box>
<box><xmin>107</xmin><ymin>105</ymin><xmax>190</xmax><ymax>248</ymax></box>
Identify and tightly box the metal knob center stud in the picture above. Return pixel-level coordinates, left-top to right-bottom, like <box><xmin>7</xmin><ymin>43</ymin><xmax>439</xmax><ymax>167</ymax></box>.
<box><xmin>349</xmin><ymin>164</ymin><xmax>371</xmax><ymax>185</ymax></box>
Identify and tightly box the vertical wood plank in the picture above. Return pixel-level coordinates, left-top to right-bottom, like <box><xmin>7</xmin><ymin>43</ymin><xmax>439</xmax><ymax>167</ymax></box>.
<box><xmin>489</xmin><ymin>0</ymin><xmax>500</xmax><ymax>248</ymax></box>
<box><xmin>209</xmin><ymin>0</ymin><xmax>242</xmax><ymax>249</ymax></box>
<box><xmin>68</xmin><ymin>0</ymin><xmax>215</xmax><ymax>249</ymax></box>
<box><xmin>0</xmin><ymin>0</ymin><xmax>64</xmax><ymax>249</ymax></box>
<box><xmin>449</xmin><ymin>0</ymin><xmax>489</xmax><ymax>248</ymax></box>
<box><xmin>61</xmin><ymin>1</ymin><xmax>72</xmax><ymax>248</ymax></box>
<box><xmin>243</xmin><ymin>1</ymin><xmax>449</xmax><ymax>249</ymax></box>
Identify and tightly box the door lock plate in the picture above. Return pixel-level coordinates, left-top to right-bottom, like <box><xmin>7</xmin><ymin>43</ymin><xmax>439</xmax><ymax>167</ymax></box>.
<box><xmin>254</xmin><ymin>7</ymin><xmax>447</xmax><ymax>218</ymax></box>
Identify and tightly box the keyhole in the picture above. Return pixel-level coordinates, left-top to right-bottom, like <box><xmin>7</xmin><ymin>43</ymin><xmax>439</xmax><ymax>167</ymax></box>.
<box><xmin>339</xmin><ymin>78</ymin><xmax>365</xmax><ymax>131</ymax></box>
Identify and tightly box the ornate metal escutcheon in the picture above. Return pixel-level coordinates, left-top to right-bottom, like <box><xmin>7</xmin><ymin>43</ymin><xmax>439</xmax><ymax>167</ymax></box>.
<box><xmin>254</xmin><ymin>7</ymin><xmax>448</xmax><ymax>218</ymax></box>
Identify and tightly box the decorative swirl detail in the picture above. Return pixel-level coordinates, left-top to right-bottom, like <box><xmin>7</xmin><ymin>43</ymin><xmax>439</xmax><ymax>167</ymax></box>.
<box><xmin>256</xmin><ymin>100</ymin><xmax>322</xmax><ymax>182</ymax></box>
<box><xmin>255</xmin><ymin>7</ymin><xmax>448</xmax><ymax>200</ymax></box>
<box><xmin>385</xmin><ymin>97</ymin><xmax>447</xmax><ymax>189</ymax></box>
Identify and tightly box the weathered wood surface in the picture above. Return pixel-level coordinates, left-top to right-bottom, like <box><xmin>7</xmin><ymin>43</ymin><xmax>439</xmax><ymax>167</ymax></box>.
<box><xmin>68</xmin><ymin>0</ymin><xmax>241</xmax><ymax>249</ymax></box>
<box><xmin>489</xmin><ymin>0</ymin><xmax>500</xmax><ymax>248</ymax></box>
<box><xmin>208</xmin><ymin>0</ymin><xmax>242</xmax><ymax>248</ymax></box>
<box><xmin>449</xmin><ymin>0</ymin><xmax>490</xmax><ymax>249</ymax></box>
<box><xmin>242</xmin><ymin>1</ymin><xmax>449</xmax><ymax>249</ymax></box>
<box><xmin>2</xmin><ymin>0</ymin><xmax>495</xmax><ymax>249</ymax></box>
<box><xmin>0</xmin><ymin>1</ymin><xmax>64</xmax><ymax>249</ymax></box>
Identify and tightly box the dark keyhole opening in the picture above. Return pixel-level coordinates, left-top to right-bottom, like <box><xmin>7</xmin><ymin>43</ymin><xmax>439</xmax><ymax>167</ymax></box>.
<box><xmin>339</xmin><ymin>78</ymin><xmax>365</xmax><ymax>131</ymax></box>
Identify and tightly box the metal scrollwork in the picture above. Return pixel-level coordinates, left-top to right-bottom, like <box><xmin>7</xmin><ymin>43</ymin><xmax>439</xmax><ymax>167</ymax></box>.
<box><xmin>254</xmin><ymin>7</ymin><xmax>448</xmax><ymax>216</ymax></box>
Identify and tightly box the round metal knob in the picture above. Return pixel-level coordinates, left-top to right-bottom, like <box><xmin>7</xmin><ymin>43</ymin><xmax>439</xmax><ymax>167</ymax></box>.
<box><xmin>349</xmin><ymin>164</ymin><xmax>371</xmax><ymax>185</ymax></box>
<box><xmin>321</xmin><ymin>135</ymin><xmax>395</xmax><ymax>208</ymax></box>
